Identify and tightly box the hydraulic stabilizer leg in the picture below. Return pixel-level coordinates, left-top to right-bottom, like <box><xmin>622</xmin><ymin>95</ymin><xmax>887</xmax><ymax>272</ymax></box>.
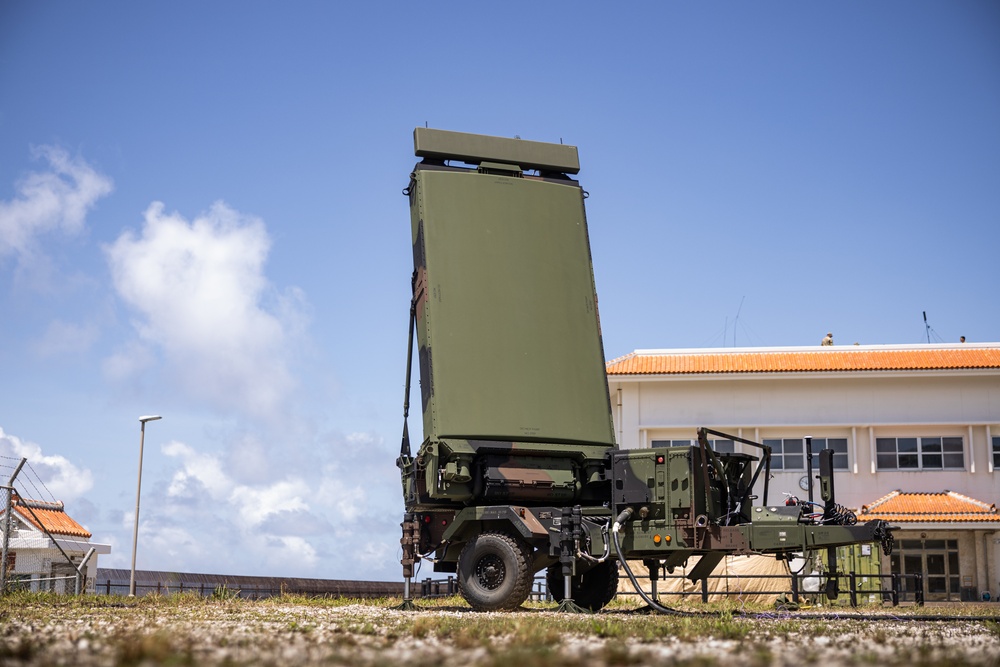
<box><xmin>825</xmin><ymin>546</ymin><xmax>840</xmax><ymax>600</ymax></box>
<box><xmin>630</xmin><ymin>558</ymin><xmax>664</xmax><ymax>614</ymax></box>
<box><xmin>646</xmin><ymin>559</ymin><xmax>659</xmax><ymax>601</ymax></box>
<box><xmin>556</xmin><ymin>506</ymin><xmax>590</xmax><ymax>613</ymax></box>
<box><xmin>395</xmin><ymin>513</ymin><xmax>419</xmax><ymax>610</ymax></box>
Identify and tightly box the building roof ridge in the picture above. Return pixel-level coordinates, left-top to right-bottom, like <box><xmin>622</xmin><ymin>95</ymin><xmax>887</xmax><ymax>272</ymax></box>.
<box><xmin>946</xmin><ymin>490</ymin><xmax>997</xmax><ymax>512</ymax></box>
<box><xmin>861</xmin><ymin>489</ymin><xmax>901</xmax><ymax>512</ymax></box>
<box><xmin>13</xmin><ymin>495</ymin><xmax>65</xmax><ymax>511</ymax></box>
<box><xmin>606</xmin><ymin>345</ymin><xmax>1000</xmax><ymax>375</ymax></box>
<box><xmin>628</xmin><ymin>342</ymin><xmax>1000</xmax><ymax>356</ymax></box>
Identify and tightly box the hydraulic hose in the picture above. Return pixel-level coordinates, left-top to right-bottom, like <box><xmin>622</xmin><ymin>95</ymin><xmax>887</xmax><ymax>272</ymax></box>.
<box><xmin>611</xmin><ymin>507</ymin><xmax>699</xmax><ymax>616</ymax></box>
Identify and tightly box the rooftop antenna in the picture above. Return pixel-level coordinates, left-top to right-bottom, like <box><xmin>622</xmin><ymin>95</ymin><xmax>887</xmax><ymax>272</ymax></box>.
<box><xmin>733</xmin><ymin>296</ymin><xmax>745</xmax><ymax>347</ymax></box>
<box><xmin>921</xmin><ymin>311</ymin><xmax>945</xmax><ymax>343</ymax></box>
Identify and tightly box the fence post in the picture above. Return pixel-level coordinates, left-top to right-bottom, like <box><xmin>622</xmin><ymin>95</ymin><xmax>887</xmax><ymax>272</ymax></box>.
<box><xmin>790</xmin><ymin>571</ymin><xmax>799</xmax><ymax>604</ymax></box>
<box><xmin>0</xmin><ymin>458</ymin><xmax>27</xmax><ymax>594</ymax></box>
<box><xmin>701</xmin><ymin>577</ymin><xmax>709</xmax><ymax>603</ymax></box>
<box><xmin>849</xmin><ymin>572</ymin><xmax>857</xmax><ymax>608</ymax></box>
<box><xmin>914</xmin><ymin>573</ymin><xmax>924</xmax><ymax>606</ymax></box>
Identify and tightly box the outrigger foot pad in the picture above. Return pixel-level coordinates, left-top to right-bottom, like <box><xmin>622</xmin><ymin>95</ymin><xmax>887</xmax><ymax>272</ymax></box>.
<box><xmin>556</xmin><ymin>598</ymin><xmax>592</xmax><ymax>614</ymax></box>
<box><xmin>394</xmin><ymin>599</ymin><xmax>419</xmax><ymax>611</ymax></box>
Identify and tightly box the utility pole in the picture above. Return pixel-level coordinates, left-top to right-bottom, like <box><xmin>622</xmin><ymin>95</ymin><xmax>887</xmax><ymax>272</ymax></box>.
<box><xmin>130</xmin><ymin>416</ymin><xmax>162</xmax><ymax>596</ymax></box>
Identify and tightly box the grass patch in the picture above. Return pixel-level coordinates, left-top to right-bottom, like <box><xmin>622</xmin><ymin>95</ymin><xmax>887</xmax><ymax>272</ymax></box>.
<box><xmin>0</xmin><ymin>593</ymin><xmax>994</xmax><ymax>667</ymax></box>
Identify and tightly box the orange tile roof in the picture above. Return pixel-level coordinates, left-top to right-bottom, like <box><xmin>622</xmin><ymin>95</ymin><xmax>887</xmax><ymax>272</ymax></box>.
<box><xmin>6</xmin><ymin>497</ymin><xmax>92</xmax><ymax>539</ymax></box>
<box><xmin>606</xmin><ymin>344</ymin><xmax>1000</xmax><ymax>376</ymax></box>
<box><xmin>858</xmin><ymin>490</ymin><xmax>999</xmax><ymax>523</ymax></box>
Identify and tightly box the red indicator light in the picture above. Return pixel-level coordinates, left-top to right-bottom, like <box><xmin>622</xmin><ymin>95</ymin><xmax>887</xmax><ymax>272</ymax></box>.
<box><xmin>423</xmin><ymin>516</ymin><xmax>432</xmax><ymax>524</ymax></box>
<box><xmin>656</xmin><ymin>455</ymin><xmax>664</xmax><ymax>464</ymax></box>
<box><xmin>441</xmin><ymin>520</ymin><xmax>447</xmax><ymax>526</ymax></box>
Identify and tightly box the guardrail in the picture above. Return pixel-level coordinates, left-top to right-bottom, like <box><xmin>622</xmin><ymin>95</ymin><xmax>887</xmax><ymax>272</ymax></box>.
<box><xmin>89</xmin><ymin>570</ymin><xmax>940</xmax><ymax>606</ymax></box>
<box><xmin>95</xmin><ymin>570</ymin><xmax>405</xmax><ymax>600</ymax></box>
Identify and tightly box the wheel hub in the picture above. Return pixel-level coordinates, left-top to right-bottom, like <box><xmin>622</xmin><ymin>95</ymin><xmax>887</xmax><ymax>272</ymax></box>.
<box><xmin>475</xmin><ymin>554</ymin><xmax>506</xmax><ymax>590</ymax></box>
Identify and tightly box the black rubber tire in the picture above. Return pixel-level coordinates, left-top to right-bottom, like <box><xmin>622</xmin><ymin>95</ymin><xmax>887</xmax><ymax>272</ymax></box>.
<box><xmin>457</xmin><ymin>532</ymin><xmax>533</xmax><ymax>611</ymax></box>
<box><xmin>546</xmin><ymin>560</ymin><xmax>620</xmax><ymax>611</ymax></box>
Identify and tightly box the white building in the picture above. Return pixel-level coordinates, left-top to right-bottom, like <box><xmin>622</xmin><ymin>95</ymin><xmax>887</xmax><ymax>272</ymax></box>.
<box><xmin>606</xmin><ymin>342</ymin><xmax>1000</xmax><ymax>602</ymax></box>
<box><xmin>1</xmin><ymin>496</ymin><xmax>111</xmax><ymax>593</ymax></box>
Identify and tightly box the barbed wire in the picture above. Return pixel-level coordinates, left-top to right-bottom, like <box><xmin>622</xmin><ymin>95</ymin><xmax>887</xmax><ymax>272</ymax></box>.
<box><xmin>24</xmin><ymin>462</ymin><xmax>57</xmax><ymax>504</ymax></box>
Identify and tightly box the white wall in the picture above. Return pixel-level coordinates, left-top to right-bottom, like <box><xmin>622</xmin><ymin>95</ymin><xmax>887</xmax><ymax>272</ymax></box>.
<box><xmin>610</xmin><ymin>371</ymin><xmax>1000</xmax><ymax>515</ymax></box>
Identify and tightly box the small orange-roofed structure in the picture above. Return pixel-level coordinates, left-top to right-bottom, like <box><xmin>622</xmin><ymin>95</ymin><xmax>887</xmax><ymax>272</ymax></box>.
<box><xmin>1</xmin><ymin>495</ymin><xmax>111</xmax><ymax>593</ymax></box>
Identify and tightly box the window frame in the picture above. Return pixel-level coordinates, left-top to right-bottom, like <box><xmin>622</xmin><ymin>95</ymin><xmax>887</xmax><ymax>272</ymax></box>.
<box><xmin>875</xmin><ymin>436</ymin><xmax>966</xmax><ymax>471</ymax></box>
<box><xmin>650</xmin><ymin>438</ymin><xmax>735</xmax><ymax>453</ymax></box>
<box><xmin>808</xmin><ymin>437</ymin><xmax>850</xmax><ymax>471</ymax></box>
<box><xmin>762</xmin><ymin>438</ymin><xmax>805</xmax><ymax>471</ymax></box>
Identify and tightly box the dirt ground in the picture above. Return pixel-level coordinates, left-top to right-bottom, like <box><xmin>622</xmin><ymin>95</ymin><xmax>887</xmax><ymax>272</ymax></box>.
<box><xmin>0</xmin><ymin>594</ymin><xmax>997</xmax><ymax>667</ymax></box>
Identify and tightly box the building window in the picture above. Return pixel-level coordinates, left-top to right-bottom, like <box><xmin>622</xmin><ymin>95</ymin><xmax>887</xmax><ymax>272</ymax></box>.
<box><xmin>763</xmin><ymin>439</ymin><xmax>804</xmax><ymax>470</ymax></box>
<box><xmin>993</xmin><ymin>436</ymin><xmax>1000</xmax><ymax>469</ymax></box>
<box><xmin>876</xmin><ymin>437</ymin><xmax>964</xmax><ymax>470</ymax></box>
<box><xmin>651</xmin><ymin>439</ymin><xmax>735</xmax><ymax>453</ymax></box>
<box><xmin>711</xmin><ymin>439</ymin><xmax>735</xmax><ymax>454</ymax></box>
<box><xmin>808</xmin><ymin>438</ymin><xmax>849</xmax><ymax>470</ymax></box>
<box><xmin>890</xmin><ymin>538</ymin><xmax>961</xmax><ymax>601</ymax></box>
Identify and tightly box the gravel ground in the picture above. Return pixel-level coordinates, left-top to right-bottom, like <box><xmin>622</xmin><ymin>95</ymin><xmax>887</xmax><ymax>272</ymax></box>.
<box><xmin>0</xmin><ymin>595</ymin><xmax>997</xmax><ymax>666</ymax></box>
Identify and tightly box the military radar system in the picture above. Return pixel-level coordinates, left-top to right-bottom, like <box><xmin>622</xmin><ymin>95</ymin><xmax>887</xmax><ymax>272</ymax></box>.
<box><xmin>396</xmin><ymin>128</ymin><xmax>894</xmax><ymax>612</ymax></box>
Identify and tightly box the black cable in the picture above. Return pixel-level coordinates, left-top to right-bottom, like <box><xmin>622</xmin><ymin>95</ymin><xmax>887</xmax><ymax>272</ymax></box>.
<box><xmin>611</xmin><ymin>510</ymin><xmax>993</xmax><ymax>623</ymax></box>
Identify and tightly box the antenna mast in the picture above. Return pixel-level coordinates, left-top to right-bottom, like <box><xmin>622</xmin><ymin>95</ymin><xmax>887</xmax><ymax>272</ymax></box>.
<box><xmin>923</xmin><ymin>311</ymin><xmax>930</xmax><ymax>344</ymax></box>
<box><xmin>733</xmin><ymin>296</ymin><xmax>745</xmax><ymax>347</ymax></box>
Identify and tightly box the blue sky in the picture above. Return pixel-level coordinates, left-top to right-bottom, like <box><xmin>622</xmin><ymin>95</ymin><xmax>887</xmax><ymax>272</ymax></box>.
<box><xmin>1</xmin><ymin>2</ymin><xmax>997</xmax><ymax>581</ymax></box>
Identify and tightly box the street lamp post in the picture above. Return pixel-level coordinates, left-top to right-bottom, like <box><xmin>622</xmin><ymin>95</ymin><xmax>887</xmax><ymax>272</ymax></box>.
<box><xmin>129</xmin><ymin>415</ymin><xmax>161</xmax><ymax>596</ymax></box>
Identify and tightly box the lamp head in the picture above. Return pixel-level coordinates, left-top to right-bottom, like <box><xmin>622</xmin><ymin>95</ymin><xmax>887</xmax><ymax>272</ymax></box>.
<box><xmin>139</xmin><ymin>415</ymin><xmax>162</xmax><ymax>423</ymax></box>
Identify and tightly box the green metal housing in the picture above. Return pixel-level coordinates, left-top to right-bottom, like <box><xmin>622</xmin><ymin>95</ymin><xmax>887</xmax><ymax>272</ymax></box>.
<box><xmin>401</xmin><ymin>129</ymin><xmax>616</xmax><ymax>510</ymax></box>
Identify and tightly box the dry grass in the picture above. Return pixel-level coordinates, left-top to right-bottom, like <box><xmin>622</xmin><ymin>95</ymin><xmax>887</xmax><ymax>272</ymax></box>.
<box><xmin>0</xmin><ymin>592</ymin><xmax>996</xmax><ymax>666</ymax></box>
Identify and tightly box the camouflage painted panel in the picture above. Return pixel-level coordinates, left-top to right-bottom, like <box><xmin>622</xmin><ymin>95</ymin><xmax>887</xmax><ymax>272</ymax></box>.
<box><xmin>409</xmin><ymin>164</ymin><xmax>614</xmax><ymax>448</ymax></box>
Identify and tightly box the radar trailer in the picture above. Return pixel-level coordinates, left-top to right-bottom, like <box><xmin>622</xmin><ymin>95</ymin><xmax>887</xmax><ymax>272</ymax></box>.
<box><xmin>395</xmin><ymin>128</ymin><xmax>894</xmax><ymax>612</ymax></box>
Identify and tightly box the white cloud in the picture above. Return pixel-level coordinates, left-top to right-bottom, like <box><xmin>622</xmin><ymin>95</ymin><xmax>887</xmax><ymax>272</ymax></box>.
<box><xmin>0</xmin><ymin>145</ymin><xmax>113</xmax><ymax>261</ymax></box>
<box><xmin>229</xmin><ymin>478</ymin><xmax>310</xmax><ymax>529</ymax></box>
<box><xmin>262</xmin><ymin>535</ymin><xmax>318</xmax><ymax>570</ymax></box>
<box><xmin>148</xmin><ymin>432</ymin><xmax>401</xmax><ymax>579</ymax></box>
<box><xmin>0</xmin><ymin>427</ymin><xmax>94</xmax><ymax>501</ymax></box>
<box><xmin>316</xmin><ymin>474</ymin><xmax>367</xmax><ymax>522</ymax></box>
<box><xmin>163</xmin><ymin>441</ymin><xmax>233</xmax><ymax>499</ymax></box>
<box><xmin>162</xmin><ymin>439</ymin><xmax>314</xmax><ymax>534</ymax></box>
<box><xmin>105</xmin><ymin>201</ymin><xmax>306</xmax><ymax>417</ymax></box>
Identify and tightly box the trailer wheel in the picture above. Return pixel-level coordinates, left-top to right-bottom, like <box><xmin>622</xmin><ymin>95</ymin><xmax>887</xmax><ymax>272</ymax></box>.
<box><xmin>546</xmin><ymin>560</ymin><xmax>619</xmax><ymax>611</ymax></box>
<box><xmin>457</xmin><ymin>532</ymin><xmax>533</xmax><ymax>611</ymax></box>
